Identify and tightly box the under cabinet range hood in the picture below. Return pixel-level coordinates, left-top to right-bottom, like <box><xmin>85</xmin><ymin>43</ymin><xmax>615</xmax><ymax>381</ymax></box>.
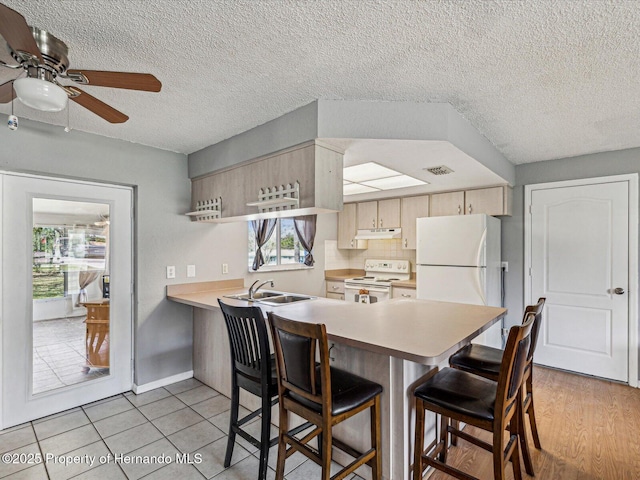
<box><xmin>354</xmin><ymin>228</ymin><xmax>401</xmax><ymax>240</ymax></box>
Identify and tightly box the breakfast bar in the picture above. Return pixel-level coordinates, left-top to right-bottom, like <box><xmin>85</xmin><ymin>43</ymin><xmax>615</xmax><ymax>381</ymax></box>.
<box><xmin>168</xmin><ymin>281</ymin><xmax>507</xmax><ymax>480</ymax></box>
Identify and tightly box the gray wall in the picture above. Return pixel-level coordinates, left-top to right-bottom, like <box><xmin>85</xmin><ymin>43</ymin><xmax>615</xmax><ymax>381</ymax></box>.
<box><xmin>501</xmin><ymin>147</ymin><xmax>640</xmax><ymax>379</ymax></box>
<box><xmin>0</xmin><ymin>119</ymin><xmax>246</xmax><ymax>386</ymax></box>
<box><xmin>0</xmin><ymin>118</ymin><xmax>335</xmax><ymax>386</ymax></box>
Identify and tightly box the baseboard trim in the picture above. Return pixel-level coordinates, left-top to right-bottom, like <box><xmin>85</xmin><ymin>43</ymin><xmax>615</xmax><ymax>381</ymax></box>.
<box><xmin>133</xmin><ymin>370</ymin><xmax>194</xmax><ymax>394</ymax></box>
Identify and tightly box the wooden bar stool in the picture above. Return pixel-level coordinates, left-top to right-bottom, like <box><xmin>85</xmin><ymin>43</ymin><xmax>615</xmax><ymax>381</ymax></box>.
<box><xmin>448</xmin><ymin>298</ymin><xmax>546</xmax><ymax>475</ymax></box>
<box><xmin>413</xmin><ymin>313</ymin><xmax>535</xmax><ymax>480</ymax></box>
<box><xmin>267</xmin><ymin>312</ymin><xmax>383</xmax><ymax>480</ymax></box>
<box><xmin>216</xmin><ymin>301</ymin><xmax>281</xmax><ymax>480</ymax></box>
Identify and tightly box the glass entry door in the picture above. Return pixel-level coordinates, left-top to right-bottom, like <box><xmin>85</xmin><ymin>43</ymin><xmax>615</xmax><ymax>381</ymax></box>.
<box><xmin>1</xmin><ymin>174</ymin><xmax>133</xmax><ymax>429</ymax></box>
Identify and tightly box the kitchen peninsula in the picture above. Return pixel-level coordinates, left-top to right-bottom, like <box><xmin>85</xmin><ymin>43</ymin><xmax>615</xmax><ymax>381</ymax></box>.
<box><xmin>167</xmin><ymin>280</ymin><xmax>506</xmax><ymax>480</ymax></box>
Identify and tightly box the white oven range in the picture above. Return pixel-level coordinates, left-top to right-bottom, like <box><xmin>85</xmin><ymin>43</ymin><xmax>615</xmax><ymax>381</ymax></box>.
<box><xmin>344</xmin><ymin>259</ymin><xmax>411</xmax><ymax>303</ymax></box>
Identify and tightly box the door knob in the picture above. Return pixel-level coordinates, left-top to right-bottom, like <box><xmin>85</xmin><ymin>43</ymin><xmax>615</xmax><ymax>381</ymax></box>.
<box><xmin>613</xmin><ymin>287</ymin><xmax>625</xmax><ymax>295</ymax></box>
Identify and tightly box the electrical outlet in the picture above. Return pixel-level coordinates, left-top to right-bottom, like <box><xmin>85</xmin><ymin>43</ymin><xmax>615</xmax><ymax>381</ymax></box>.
<box><xmin>222</xmin><ymin>263</ymin><xmax>229</xmax><ymax>274</ymax></box>
<box><xmin>187</xmin><ymin>265</ymin><xmax>196</xmax><ymax>278</ymax></box>
<box><xmin>501</xmin><ymin>261</ymin><xmax>508</xmax><ymax>272</ymax></box>
<box><xmin>166</xmin><ymin>266</ymin><xmax>176</xmax><ymax>279</ymax></box>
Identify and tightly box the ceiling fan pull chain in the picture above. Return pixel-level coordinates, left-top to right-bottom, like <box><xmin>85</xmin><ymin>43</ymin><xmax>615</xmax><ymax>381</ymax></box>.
<box><xmin>8</xmin><ymin>82</ymin><xmax>18</xmax><ymax>131</ymax></box>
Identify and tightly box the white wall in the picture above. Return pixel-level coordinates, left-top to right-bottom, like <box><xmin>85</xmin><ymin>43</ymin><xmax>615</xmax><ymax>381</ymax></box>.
<box><xmin>502</xmin><ymin>147</ymin><xmax>640</xmax><ymax>380</ymax></box>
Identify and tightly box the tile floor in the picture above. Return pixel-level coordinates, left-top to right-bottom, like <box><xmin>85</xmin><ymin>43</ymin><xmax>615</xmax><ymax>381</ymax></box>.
<box><xmin>33</xmin><ymin>317</ymin><xmax>108</xmax><ymax>394</ymax></box>
<box><xmin>0</xmin><ymin>378</ymin><xmax>365</xmax><ymax>480</ymax></box>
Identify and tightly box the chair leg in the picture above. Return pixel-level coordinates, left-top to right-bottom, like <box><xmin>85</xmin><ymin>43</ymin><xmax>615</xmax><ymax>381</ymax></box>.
<box><xmin>257</xmin><ymin>394</ymin><xmax>272</xmax><ymax>480</ymax></box>
<box><xmin>450</xmin><ymin>419</ymin><xmax>458</xmax><ymax>446</ymax></box>
<box><xmin>224</xmin><ymin>384</ymin><xmax>240</xmax><ymax>468</ymax></box>
<box><xmin>438</xmin><ymin>414</ymin><xmax>449</xmax><ymax>463</ymax></box>
<box><xmin>517</xmin><ymin>389</ymin><xmax>535</xmax><ymax>476</ymax></box>
<box><xmin>275</xmin><ymin>404</ymin><xmax>288</xmax><ymax>480</ymax></box>
<box><xmin>510</xmin><ymin>435</ymin><xmax>523</xmax><ymax>480</ymax></box>
<box><xmin>413</xmin><ymin>398</ymin><xmax>425</xmax><ymax>480</ymax></box>
<box><xmin>370</xmin><ymin>395</ymin><xmax>382</xmax><ymax>480</ymax></box>
<box><xmin>526</xmin><ymin>375</ymin><xmax>542</xmax><ymax>449</ymax></box>
<box><xmin>492</xmin><ymin>427</ymin><xmax>506</xmax><ymax>480</ymax></box>
<box><xmin>321</xmin><ymin>418</ymin><xmax>332</xmax><ymax>480</ymax></box>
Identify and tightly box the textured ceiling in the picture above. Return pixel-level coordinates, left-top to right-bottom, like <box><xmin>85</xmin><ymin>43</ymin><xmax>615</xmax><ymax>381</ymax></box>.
<box><xmin>1</xmin><ymin>0</ymin><xmax>639</xmax><ymax>164</ymax></box>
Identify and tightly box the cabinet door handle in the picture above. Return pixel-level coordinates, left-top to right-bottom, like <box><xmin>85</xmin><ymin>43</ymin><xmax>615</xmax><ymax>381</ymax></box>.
<box><xmin>350</xmin><ymin>239</ymin><xmax>354</xmax><ymax>247</ymax></box>
<box><xmin>468</xmin><ymin>204</ymin><xmax>472</xmax><ymax>214</ymax></box>
<box><xmin>332</xmin><ymin>286</ymin><xmax>340</xmax><ymax>290</ymax></box>
<box><xmin>457</xmin><ymin>205</ymin><xmax>461</xmax><ymax>215</ymax></box>
<box><xmin>401</xmin><ymin>294</ymin><xmax>412</xmax><ymax>298</ymax></box>
<box><xmin>404</xmin><ymin>238</ymin><xmax>408</xmax><ymax>247</ymax></box>
<box><xmin>380</xmin><ymin>218</ymin><xmax>383</xmax><ymax>227</ymax></box>
<box><xmin>372</xmin><ymin>219</ymin><xmax>376</xmax><ymax>227</ymax></box>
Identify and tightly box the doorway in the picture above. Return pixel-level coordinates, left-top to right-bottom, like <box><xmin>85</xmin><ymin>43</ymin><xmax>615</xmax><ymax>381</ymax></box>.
<box><xmin>1</xmin><ymin>173</ymin><xmax>133</xmax><ymax>429</ymax></box>
<box><xmin>524</xmin><ymin>174</ymin><xmax>638</xmax><ymax>385</ymax></box>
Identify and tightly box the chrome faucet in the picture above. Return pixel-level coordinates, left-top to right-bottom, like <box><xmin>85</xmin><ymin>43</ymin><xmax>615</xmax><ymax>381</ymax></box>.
<box><xmin>248</xmin><ymin>279</ymin><xmax>274</xmax><ymax>300</ymax></box>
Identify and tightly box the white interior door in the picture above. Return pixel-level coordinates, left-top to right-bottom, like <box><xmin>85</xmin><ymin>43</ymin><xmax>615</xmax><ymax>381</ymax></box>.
<box><xmin>528</xmin><ymin>180</ymin><xmax>629</xmax><ymax>381</ymax></box>
<box><xmin>1</xmin><ymin>173</ymin><xmax>133</xmax><ymax>429</ymax></box>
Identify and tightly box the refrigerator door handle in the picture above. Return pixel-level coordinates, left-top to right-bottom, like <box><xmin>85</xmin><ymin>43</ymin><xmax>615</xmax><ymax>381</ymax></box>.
<box><xmin>475</xmin><ymin>228</ymin><xmax>487</xmax><ymax>267</ymax></box>
<box><xmin>476</xmin><ymin>267</ymin><xmax>487</xmax><ymax>305</ymax></box>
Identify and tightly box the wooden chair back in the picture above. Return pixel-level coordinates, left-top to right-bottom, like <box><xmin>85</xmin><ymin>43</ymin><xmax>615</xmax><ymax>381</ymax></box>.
<box><xmin>495</xmin><ymin>312</ymin><xmax>536</xmax><ymax>419</ymax></box>
<box><xmin>524</xmin><ymin>297</ymin><xmax>546</xmax><ymax>364</ymax></box>
<box><xmin>267</xmin><ymin>312</ymin><xmax>332</xmax><ymax>416</ymax></box>
<box><xmin>217</xmin><ymin>300</ymin><xmax>272</xmax><ymax>388</ymax></box>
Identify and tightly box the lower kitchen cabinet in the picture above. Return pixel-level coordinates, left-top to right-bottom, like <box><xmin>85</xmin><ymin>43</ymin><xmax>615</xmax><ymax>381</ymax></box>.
<box><xmin>326</xmin><ymin>280</ymin><xmax>345</xmax><ymax>300</ymax></box>
<box><xmin>392</xmin><ymin>286</ymin><xmax>416</xmax><ymax>299</ymax></box>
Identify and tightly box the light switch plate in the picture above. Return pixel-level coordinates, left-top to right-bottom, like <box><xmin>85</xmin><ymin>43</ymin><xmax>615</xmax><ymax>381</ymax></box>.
<box><xmin>166</xmin><ymin>266</ymin><xmax>176</xmax><ymax>279</ymax></box>
<box><xmin>187</xmin><ymin>265</ymin><xmax>196</xmax><ymax>278</ymax></box>
<box><xmin>222</xmin><ymin>263</ymin><xmax>229</xmax><ymax>274</ymax></box>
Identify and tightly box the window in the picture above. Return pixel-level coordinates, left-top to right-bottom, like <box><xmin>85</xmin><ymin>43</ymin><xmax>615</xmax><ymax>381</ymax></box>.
<box><xmin>248</xmin><ymin>218</ymin><xmax>310</xmax><ymax>270</ymax></box>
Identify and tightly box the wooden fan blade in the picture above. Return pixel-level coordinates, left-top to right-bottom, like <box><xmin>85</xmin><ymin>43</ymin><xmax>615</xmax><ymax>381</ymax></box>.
<box><xmin>0</xmin><ymin>80</ymin><xmax>15</xmax><ymax>103</ymax></box>
<box><xmin>66</xmin><ymin>70</ymin><xmax>161</xmax><ymax>92</ymax></box>
<box><xmin>0</xmin><ymin>3</ymin><xmax>43</xmax><ymax>62</ymax></box>
<box><xmin>69</xmin><ymin>88</ymin><xmax>128</xmax><ymax>124</ymax></box>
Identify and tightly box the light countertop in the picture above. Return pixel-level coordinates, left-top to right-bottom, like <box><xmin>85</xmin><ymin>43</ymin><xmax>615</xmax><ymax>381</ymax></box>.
<box><xmin>167</xmin><ymin>282</ymin><xmax>505</xmax><ymax>365</ymax></box>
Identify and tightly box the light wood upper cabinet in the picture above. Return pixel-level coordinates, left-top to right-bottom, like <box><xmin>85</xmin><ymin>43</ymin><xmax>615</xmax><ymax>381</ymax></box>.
<box><xmin>190</xmin><ymin>141</ymin><xmax>343</xmax><ymax>222</ymax></box>
<box><xmin>377</xmin><ymin>199</ymin><xmax>401</xmax><ymax>228</ymax></box>
<box><xmin>401</xmin><ymin>195</ymin><xmax>430</xmax><ymax>249</ymax></box>
<box><xmin>338</xmin><ymin>203</ymin><xmax>367</xmax><ymax>249</ymax></box>
<box><xmin>430</xmin><ymin>191</ymin><xmax>465</xmax><ymax>217</ymax></box>
<box><xmin>357</xmin><ymin>201</ymin><xmax>379</xmax><ymax>229</ymax></box>
<box><xmin>465</xmin><ymin>186</ymin><xmax>513</xmax><ymax>216</ymax></box>
<box><xmin>357</xmin><ymin>199</ymin><xmax>401</xmax><ymax>229</ymax></box>
<box><xmin>430</xmin><ymin>187</ymin><xmax>513</xmax><ymax>217</ymax></box>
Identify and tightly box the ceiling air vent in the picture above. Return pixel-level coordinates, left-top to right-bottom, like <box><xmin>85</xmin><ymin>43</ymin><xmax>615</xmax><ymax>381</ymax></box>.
<box><xmin>424</xmin><ymin>165</ymin><xmax>454</xmax><ymax>176</ymax></box>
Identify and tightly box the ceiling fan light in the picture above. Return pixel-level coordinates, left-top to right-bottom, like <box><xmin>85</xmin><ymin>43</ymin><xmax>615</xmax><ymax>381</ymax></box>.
<box><xmin>13</xmin><ymin>77</ymin><xmax>68</xmax><ymax>112</ymax></box>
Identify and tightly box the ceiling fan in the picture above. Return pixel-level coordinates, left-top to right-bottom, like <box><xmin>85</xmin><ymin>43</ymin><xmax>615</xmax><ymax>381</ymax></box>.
<box><xmin>0</xmin><ymin>2</ymin><xmax>161</xmax><ymax>123</ymax></box>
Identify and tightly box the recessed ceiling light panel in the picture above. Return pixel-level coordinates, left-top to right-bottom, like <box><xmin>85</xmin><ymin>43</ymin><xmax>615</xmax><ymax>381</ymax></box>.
<box><xmin>343</xmin><ymin>183</ymin><xmax>380</xmax><ymax>196</ymax></box>
<box><xmin>343</xmin><ymin>162</ymin><xmax>400</xmax><ymax>182</ymax></box>
<box><xmin>362</xmin><ymin>175</ymin><xmax>427</xmax><ymax>190</ymax></box>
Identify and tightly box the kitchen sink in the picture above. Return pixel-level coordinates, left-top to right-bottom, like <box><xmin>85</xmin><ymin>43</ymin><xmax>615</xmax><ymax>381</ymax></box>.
<box><xmin>223</xmin><ymin>291</ymin><xmax>314</xmax><ymax>306</ymax></box>
<box><xmin>258</xmin><ymin>294</ymin><xmax>313</xmax><ymax>306</ymax></box>
<box><xmin>224</xmin><ymin>291</ymin><xmax>282</xmax><ymax>301</ymax></box>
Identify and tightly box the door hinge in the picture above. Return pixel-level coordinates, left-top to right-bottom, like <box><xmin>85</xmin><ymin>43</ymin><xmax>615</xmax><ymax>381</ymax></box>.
<box><xmin>528</xmin><ymin>267</ymin><xmax>532</xmax><ymax>276</ymax></box>
<box><xmin>528</xmin><ymin>205</ymin><xmax>532</xmax><ymax>214</ymax></box>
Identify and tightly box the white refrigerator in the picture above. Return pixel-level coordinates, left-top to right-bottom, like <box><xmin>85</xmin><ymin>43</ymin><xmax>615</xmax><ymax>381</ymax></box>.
<box><xmin>416</xmin><ymin>214</ymin><xmax>502</xmax><ymax>347</ymax></box>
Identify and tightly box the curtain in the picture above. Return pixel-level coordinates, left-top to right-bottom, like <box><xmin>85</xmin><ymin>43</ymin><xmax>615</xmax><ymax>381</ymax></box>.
<box><xmin>76</xmin><ymin>270</ymin><xmax>101</xmax><ymax>306</ymax></box>
<box><xmin>251</xmin><ymin>218</ymin><xmax>277</xmax><ymax>271</ymax></box>
<box><xmin>294</xmin><ymin>215</ymin><xmax>317</xmax><ymax>266</ymax></box>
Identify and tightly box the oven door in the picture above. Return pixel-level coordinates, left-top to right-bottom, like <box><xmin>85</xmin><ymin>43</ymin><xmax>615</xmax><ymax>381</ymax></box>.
<box><xmin>343</xmin><ymin>284</ymin><xmax>391</xmax><ymax>303</ymax></box>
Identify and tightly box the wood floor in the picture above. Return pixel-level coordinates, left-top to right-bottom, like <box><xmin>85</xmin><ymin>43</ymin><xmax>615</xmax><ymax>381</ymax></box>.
<box><xmin>426</xmin><ymin>366</ymin><xmax>640</xmax><ymax>480</ymax></box>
